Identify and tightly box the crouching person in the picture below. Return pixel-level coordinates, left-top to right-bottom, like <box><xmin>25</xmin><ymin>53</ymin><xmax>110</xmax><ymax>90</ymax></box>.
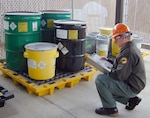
<box><xmin>95</xmin><ymin>23</ymin><xmax>146</xmax><ymax>116</ymax></box>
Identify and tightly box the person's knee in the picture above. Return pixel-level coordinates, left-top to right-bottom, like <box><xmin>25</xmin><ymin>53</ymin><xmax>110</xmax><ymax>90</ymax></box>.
<box><xmin>95</xmin><ymin>74</ymin><xmax>105</xmax><ymax>86</ymax></box>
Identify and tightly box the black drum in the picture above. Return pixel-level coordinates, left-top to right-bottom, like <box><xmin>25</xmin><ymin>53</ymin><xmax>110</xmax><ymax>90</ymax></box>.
<box><xmin>54</xmin><ymin>20</ymin><xmax>87</xmax><ymax>72</ymax></box>
<box><xmin>54</xmin><ymin>20</ymin><xmax>86</xmax><ymax>40</ymax></box>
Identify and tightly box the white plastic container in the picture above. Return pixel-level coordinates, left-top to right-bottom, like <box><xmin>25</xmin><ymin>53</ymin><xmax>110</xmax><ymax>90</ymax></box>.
<box><xmin>96</xmin><ymin>34</ymin><xmax>109</xmax><ymax>57</ymax></box>
<box><xmin>132</xmin><ymin>34</ymin><xmax>142</xmax><ymax>50</ymax></box>
<box><xmin>85</xmin><ymin>32</ymin><xmax>99</xmax><ymax>54</ymax></box>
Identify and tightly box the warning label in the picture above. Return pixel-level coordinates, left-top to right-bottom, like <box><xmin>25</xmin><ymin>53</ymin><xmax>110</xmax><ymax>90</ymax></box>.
<box><xmin>18</xmin><ymin>22</ymin><xmax>28</xmax><ymax>32</ymax></box>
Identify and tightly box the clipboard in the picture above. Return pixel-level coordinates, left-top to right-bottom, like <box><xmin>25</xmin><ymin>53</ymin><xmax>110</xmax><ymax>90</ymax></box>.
<box><xmin>86</xmin><ymin>54</ymin><xmax>113</xmax><ymax>73</ymax></box>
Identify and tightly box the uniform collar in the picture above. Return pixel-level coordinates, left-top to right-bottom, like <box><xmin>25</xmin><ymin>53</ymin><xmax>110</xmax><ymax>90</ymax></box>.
<box><xmin>120</xmin><ymin>41</ymin><xmax>133</xmax><ymax>52</ymax></box>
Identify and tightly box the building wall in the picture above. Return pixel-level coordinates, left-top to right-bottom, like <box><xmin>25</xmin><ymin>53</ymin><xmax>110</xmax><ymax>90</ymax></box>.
<box><xmin>73</xmin><ymin>0</ymin><xmax>116</xmax><ymax>32</ymax></box>
<box><xmin>126</xmin><ymin>0</ymin><xmax>150</xmax><ymax>43</ymax></box>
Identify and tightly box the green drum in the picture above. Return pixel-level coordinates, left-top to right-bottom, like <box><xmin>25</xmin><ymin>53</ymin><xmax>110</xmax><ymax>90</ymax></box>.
<box><xmin>41</xmin><ymin>10</ymin><xmax>71</xmax><ymax>43</ymax></box>
<box><xmin>4</xmin><ymin>12</ymin><xmax>41</xmax><ymax>72</ymax></box>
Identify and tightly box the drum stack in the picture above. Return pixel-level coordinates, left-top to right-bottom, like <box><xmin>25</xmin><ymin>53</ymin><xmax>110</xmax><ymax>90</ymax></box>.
<box><xmin>3</xmin><ymin>11</ymin><xmax>88</xmax><ymax>81</ymax></box>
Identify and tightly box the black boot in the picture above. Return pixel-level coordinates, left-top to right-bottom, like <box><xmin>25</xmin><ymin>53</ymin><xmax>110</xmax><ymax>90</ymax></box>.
<box><xmin>126</xmin><ymin>96</ymin><xmax>142</xmax><ymax>110</ymax></box>
<box><xmin>95</xmin><ymin>107</ymin><xmax>118</xmax><ymax>116</ymax></box>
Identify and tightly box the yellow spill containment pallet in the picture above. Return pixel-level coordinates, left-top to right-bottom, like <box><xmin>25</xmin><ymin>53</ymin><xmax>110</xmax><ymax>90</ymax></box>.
<box><xmin>0</xmin><ymin>63</ymin><xmax>98</xmax><ymax>96</ymax></box>
<box><xmin>141</xmin><ymin>52</ymin><xmax>150</xmax><ymax>58</ymax></box>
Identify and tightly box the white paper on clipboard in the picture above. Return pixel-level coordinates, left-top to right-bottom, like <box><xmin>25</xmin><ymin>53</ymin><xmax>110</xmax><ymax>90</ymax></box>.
<box><xmin>86</xmin><ymin>54</ymin><xmax>113</xmax><ymax>73</ymax></box>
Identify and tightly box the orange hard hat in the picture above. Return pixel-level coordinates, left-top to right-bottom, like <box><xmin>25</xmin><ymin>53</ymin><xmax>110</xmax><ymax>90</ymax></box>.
<box><xmin>112</xmin><ymin>23</ymin><xmax>130</xmax><ymax>38</ymax></box>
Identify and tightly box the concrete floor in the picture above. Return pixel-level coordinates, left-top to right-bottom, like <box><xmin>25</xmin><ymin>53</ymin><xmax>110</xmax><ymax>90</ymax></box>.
<box><xmin>0</xmin><ymin>49</ymin><xmax>150</xmax><ymax>118</ymax></box>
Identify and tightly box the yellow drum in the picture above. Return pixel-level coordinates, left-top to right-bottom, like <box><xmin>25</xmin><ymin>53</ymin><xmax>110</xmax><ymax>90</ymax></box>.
<box><xmin>111</xmin><ymin>38</ymin><xmax>120</xmax><ymax>57</ymax></box>
<box><xmin>99</xmin><ymin>27</ymin><xmax>112</xmax><ymax>35</ymax></box>
<box><xmin>24</xmin><ymin>42</ymin><xmax>59</xmax><ymax>80</ymax></box>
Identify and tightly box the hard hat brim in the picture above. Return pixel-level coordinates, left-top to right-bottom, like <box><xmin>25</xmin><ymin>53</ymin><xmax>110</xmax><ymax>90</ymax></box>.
<box><xmin>111</xmin><ymin>33</ymin><xmax>120</xmax><ymax>39</ymax></box>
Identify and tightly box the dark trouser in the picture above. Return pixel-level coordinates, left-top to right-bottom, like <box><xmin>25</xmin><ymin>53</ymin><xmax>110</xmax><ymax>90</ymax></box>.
<box><xmin>95</xmin><ymin>73</ymin><xmax>136</xmax><ymax>108</ymax></box>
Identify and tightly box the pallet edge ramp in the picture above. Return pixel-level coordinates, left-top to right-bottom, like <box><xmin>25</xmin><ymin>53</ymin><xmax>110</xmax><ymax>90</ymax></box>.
<box><xmin>0</xmin><ymin>62</ymin><xmax>98</xmax><ymax>96</ymax></box>
<box><xmin>0</xmin><ymin>85</ymin><xmax>14</xmax><ymax>107</ymax></box>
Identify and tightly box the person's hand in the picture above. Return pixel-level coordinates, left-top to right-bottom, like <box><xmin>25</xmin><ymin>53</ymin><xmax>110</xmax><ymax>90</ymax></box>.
<box><xmin>100</xmin><ymin>56</ymin><xmax>108</xmax><ymax>61</ymax></box>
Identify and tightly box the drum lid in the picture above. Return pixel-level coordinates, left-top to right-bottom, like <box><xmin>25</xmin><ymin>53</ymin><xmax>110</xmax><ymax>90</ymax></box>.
<box><xmin>54</xmin><ymin>20</ymin><xmax>86</xmax><ymax>25</ymax></box>
<box><xmin>25</xmin><ymin>42</ymin><xmax>58</xmax><ymax>51</ymax></box>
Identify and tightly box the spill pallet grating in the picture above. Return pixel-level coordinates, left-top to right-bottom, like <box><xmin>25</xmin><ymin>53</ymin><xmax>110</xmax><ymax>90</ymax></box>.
<box><xmin>0</xmin><ymin>85</ymin><xmax>14</xmax><ymax>107</ymax></box>
<box><xmin>0</xmin><ymin>62</ymin><xmax>98</xmax><ymax>96</ymax></box>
